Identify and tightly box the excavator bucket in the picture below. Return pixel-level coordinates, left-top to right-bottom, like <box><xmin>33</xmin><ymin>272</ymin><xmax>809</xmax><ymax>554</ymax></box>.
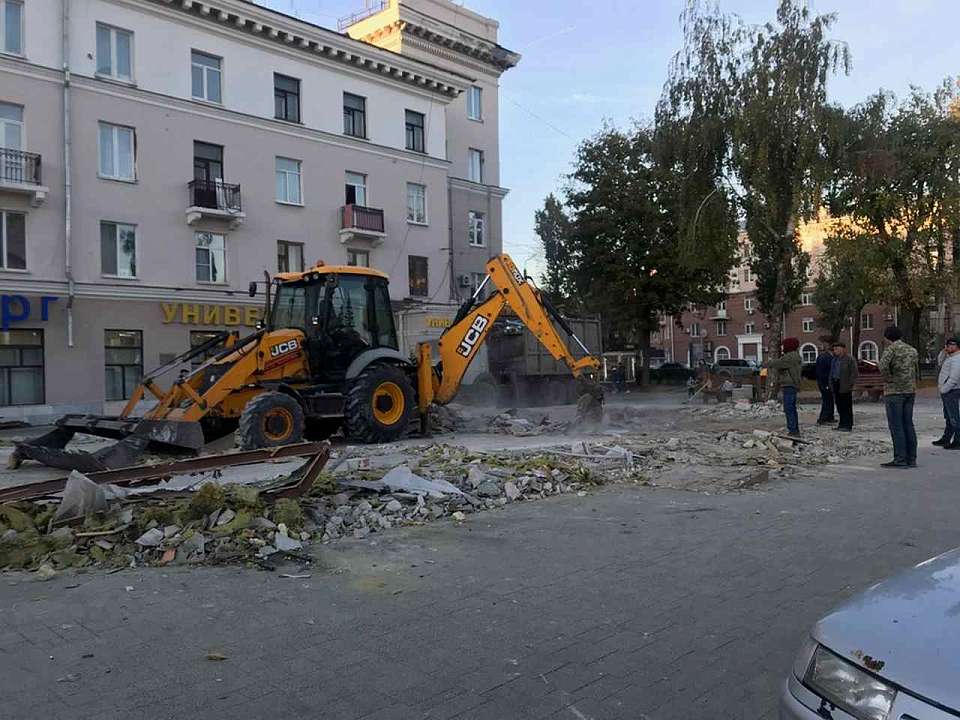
<box><xmin>9</xmin><ymin>415</ymin><xmax>205</xmax><ymax>473</ymax></box>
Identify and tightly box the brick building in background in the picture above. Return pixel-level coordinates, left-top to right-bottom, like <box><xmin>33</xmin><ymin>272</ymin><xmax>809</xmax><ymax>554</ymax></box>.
<box><xmin>651</xmin><ymin>219</ymin><xmax>897</xmax><ymax>368</ymax></box>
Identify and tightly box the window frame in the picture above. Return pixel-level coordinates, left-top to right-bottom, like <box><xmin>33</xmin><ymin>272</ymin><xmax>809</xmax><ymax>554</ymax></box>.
<box><xmin>277</xmin><ymin>240</ymin><xmax>304</xmax><ymax>273</ymax></box>
<box><xmin>274</xmin><ymin>73</ymin><xmax>301</xmax><ymax>124</ymax></box>
<box><xmin>861</xmin><ymin>312</ymin><xmax>874</xmax><ymax>330</ymax></box>
<box><xmin>800</xmin><ymin>291</ymin><xmax>813</xmax><ymax>306</ymax></box>
<box><xmin>103</xmin><ymin>329</ymin><xmax>143</xmax><ymax>402</ymax></box>
<box><xmin>406</xmin><ymin>182</ymin><xmax>427</xmax><ymax>225</ymax></box>
<box><xmin>408</xmin><ymin>255</ymin><xmax>428</xmax><ymax>298</ymax></box>
<box><xmin>195</xmin><ymin>231</ymin><xmax>227</xmax><ymax>284</ymax></box>
<box><xmin>343</xmin><ymin>92</ymin><xmax>367</xmax><ymax>139</ymax></box>
<box><xmin>97</xmin><ymin>122</ymin><xmax>136</xmax><ymax>182</ymax></box>
<box><xmin>345</xmin><ymin>171</ymin><xmax>368</xmax><ymax>207</ymax></box>
<box><xmin>190</xmin><ymin>49</ymin><xmax>222</xmax><ymax>104</ymax></box>
<box><xmin>0</xmin><ymin>0</ymin><xmax>24</xmax><ymax>57</ymax></box>
<box><xmin>0</xmin><ymin>209</ymin><xmax>26</xmax><ymax>270</ymax></box>
<box><xmin>744</xmin><ymin>297</ymin><xmax>755</xmax><ymax>313</ymax></box>
<box><xmin>714</xmin><ymin>346</ymin><xmax>730</xmax><ymax>362</ymax></box>
<box><xmin>468</xmin><ymin>210</ymin><xmax>486</xmax><ymax>247</ymax></box>
<box><xmin>95</xmin><ymin>22</ymin><xmax>134</xmax><ymax>83</ymax></box>
<box><xmin>0</xmin><ymin>328</ymin><xmax>44</xmax><ymax>406</ymax></box>
<box><xmin>467</xmin><ymin>85</ymin><xmax>483</xmax><ymax>121</ymax></box>
<box><xmin>99</xmin><ymin>220</ymin><xmax>137</xmax><ymax>279</ymax></box>
<box><xmin>405</xmin><ymin>109</ymin><xmax>425</xmax><ymax>153</ymax></box>
<box><xmin>800</xmin><ymin>343</ymin><xmax>818</xmax><ymax>364</ymax></box>
<box><xmin>744</xmin><ymin>322</ymin><xmax>755</xmax><ymax>335</ymax></box>
<box><xmin>468</xmin><ymin>148</ymin><xmax>484</xmax><ymax>183</ymax></box>
<box><xmin>347</xmin><ymin>248</ymin><xmax>369</xmax><ymax>268</ymax></box>
<box><xmin>802</xmin><ymin>317</ymin><xmax>815</xmax><ymax>333</ymax></box>
<box><xmin>859</xmin><ymin>340</ymin><xmax>879</xmax><ymax>363</ymax></box>
<box><xmin>275</xmin><ymin>156</ymin><xmax>303</xmax><ymax>206</ymax></box>
<box><xmin>715</xmin><ymin>320</ymin><xmax>727</xmax><ymax>337</ymax></box>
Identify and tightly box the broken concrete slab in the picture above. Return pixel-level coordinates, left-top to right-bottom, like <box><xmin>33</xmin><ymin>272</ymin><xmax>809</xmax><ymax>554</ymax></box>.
<box><xmin>52</xmin><ymin>471</ymin><xmax>108</xmax><ymax>524</ymax></box>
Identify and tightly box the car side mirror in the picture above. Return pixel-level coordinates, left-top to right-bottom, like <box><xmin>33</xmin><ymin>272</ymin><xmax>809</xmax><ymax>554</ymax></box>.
<box><xmin>248</xmin><ymin>281</ymin><xmax>258</xmax><ymax>298</ymax></box>
<box><xmin>311</xmin><ymin>316</ymin><xmax>320</xmax><ymax>326</ymax></box>
<box><xmin>255</xmin><ymin>321</ymin><xmax>264</xmax><ymax>330</ymax></box>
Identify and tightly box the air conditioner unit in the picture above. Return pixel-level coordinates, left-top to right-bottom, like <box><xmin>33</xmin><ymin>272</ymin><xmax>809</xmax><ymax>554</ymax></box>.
<box><xmin>457</xmin><ymin>274</ymin><xmax>472</xmax><ymax>288</ymax></box>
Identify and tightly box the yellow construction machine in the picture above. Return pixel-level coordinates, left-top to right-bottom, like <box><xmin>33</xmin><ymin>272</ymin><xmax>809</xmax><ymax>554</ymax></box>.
<box><xmin>12</xmin><ymin>254</ymin><xmax>601</xmax><ymax>472</ymax></box>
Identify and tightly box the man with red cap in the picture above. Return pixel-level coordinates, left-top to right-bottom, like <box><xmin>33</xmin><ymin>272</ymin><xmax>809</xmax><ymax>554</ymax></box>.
<box><xmin>764</xmin><ymin>337</ymin><xmax>803</xmax><ymax>437</ymax></box>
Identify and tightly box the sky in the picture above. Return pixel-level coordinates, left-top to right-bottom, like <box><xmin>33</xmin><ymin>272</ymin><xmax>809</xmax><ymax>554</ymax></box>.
<box><xmin>262</xmin><ymin>0</ymin><xmax>959</xmax><ymax>275</ymax></box>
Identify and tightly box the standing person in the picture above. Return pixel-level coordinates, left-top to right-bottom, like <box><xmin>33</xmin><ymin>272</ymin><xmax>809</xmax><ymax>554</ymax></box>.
<box><xmin>934</xmin><ymin>341</ymin><xmax>953</xmax><ymax>446</ymax></box>
<box><xmin>937</xmin><ymin>337</ymin><xmax>960</xmax><ymax>449</ymax></box>
<box><xmin>830</xmin><ymin>342</ymin><xmax>858</xmax><ymax>432</ymax></box>
<box><xmin>616</xmin><ymin>362</ymin><xmax>627</xmax><ymax>393</ymax></box>
<box><xmin>764</xmin><ymin>338</ymin><xmax>802</xmax><ymax>437</ymax></box>
<box><xmin>878</xmin><ymin>326</ymin><xmax>920</xmax><ymax>468</ymax></box>
<box><xmin>815</xmin><ymin>343</ymin><xmax>835</xmax><ymax>425</ymax></box>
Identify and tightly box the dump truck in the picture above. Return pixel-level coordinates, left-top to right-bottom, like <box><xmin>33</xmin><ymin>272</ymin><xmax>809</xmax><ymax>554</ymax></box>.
<box><xmin>12</xmin><ymin>254</ymin><xmax>602</xmax><ymax>472</ymax></box>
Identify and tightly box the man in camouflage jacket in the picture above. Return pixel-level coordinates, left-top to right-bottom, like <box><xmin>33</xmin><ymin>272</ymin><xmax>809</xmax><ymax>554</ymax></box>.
<box><xmin>878</xmin><ymin>326</ymin><xmax>919</xmax><ymax>468</ymax></box>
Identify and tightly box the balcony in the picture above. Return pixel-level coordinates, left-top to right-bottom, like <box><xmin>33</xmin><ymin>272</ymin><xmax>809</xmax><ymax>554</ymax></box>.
<box><xmin>711</xmin><ymin>308</ymin><xmax>728</xmax><ymax>320</ymax></box>
<box><xmin>0</xmin><ymin>149</ymin><xmax>48</xmax><ymax>206</ymax></box>
<box><xmin>186</xmin><ymin>179</ymin><xmax>245</xmax><ymax>229</ymax></box>
<box><xmin>339</xmin><ymin>204</ymin><xmax>386</xmax><ymax>246</ymax></box>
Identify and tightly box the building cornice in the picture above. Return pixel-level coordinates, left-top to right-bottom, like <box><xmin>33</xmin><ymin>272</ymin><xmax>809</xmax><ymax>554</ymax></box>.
<box><xmin>1</xmin><ymin>278</ymin><xmax>263</xmax><ymax>304</ymax></box>
<box><xmin>449</xmin><ymin>177</ymin><xmax>509</xmax><ymax>198</ymax></box>
<box><xmin>124</xmin><ymin>0</ymin><xmax>469</xmax><ymax>98</ymax></box>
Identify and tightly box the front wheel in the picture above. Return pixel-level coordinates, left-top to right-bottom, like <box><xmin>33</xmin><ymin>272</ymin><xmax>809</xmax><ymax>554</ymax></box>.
<box><xmin>237</xmin><ymin>391</ymin><xmax>305</xmax><ymax>450</ymax></box>
<box><xmin>345</xmin><ymin>365</ymin><xmax>415</xmax><ymax>443</ymax></box>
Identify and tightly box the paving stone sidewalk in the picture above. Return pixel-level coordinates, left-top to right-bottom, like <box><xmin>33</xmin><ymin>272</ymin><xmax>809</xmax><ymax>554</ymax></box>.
<box><xmin>2</xmin><ymin>444</ymin><xmax>960</xmax><ymax>720</ymax></box>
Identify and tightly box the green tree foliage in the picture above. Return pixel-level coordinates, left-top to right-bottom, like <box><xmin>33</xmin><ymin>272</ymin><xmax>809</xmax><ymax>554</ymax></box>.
<box><xmin>661</xmin><ymin>0</ymin><xmax>849</xmax><ymax>355</ymax></box>
<box><xmin>826</xmin><ymin>82</ymin><xmax>960</xmax><ymax>347</ymax></box>
<box><xmin>534</xmin><ymin>193</ymin><xmax>572</xmax><ymax>303</ymax></box>
<box><xmin>562</xmin><ymin>123</ymin><xmax>738</xmax><ymax>384</ymax></box>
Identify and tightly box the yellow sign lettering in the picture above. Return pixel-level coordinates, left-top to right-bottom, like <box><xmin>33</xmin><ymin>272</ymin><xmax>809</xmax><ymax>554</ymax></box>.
<box><xmin>161</xmin><ymin>303</ymin><xmax>178</xmax><ymax>324</ymax></box>
<box><xmin>244</xmin><ymin>306</ymin><xmax>261</xmax><ymax>326</ymax></box>
<box><xmin>182</xmin><ymin>304</ymin><xmax>201</xmax><ymax>324</ymax></box>
<box><xmin>203</xmin><ymin>305</ymin><xmax>221</xmax><ymax>325</ymax></box>
<box><xmin>223</xmin><ymin>306</ymin><xmax>241</xmax><ymax>326</ymax></box>
<box><xmin>160</xmin><ymin>302</ymin><xmax>261</xmax><ymax>327</ymax></box>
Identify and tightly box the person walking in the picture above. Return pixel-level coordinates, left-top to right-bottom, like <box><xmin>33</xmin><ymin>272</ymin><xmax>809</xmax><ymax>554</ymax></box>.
<box><xmin>764</xmin><ymin>338</ymin><xmax>802</xmax><ymax>437</ymax></box>
<box><xmin>934</xmin><ymin>341</ymin><xmax>953</xmax><ymax>446</ymax></box>
<box><xmin>830</xmin><ymin>342</ymin><xmax>858</xmax><ymax>431</ymax></box>
<box><xmin>878</xmin><ymin>326</ymin><xmax>920</xmax><ymax>468</ymax></box>
<box><xmin>937</xmin><ymin>337</ymin><xmax>960</xmax><ymax>449</ymax></box>
<box><xmin>815</xmin><ymin>343</ymin><xmax>835</xmax><ymax>425</ymax></box>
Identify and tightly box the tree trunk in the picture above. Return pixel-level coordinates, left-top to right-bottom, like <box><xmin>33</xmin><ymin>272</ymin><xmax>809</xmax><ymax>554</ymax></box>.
<box><xmin>851</xmin><ymin>307</ymin><xmax>864</xmax><ymax>359</ymax></box>
<box><xmin>767</xmin><ymin>218</ymin><xmax>797</xmax><ymax>358</ymax></box>
<box><xmin>898</xmin><ymin>304</ymin><xmax>923</xmax><ymax>351</ymax></box>
<box><xmin>638</xmin><ymin>325</ymin><xmax>652</xmax><ymax>387</ymax></box>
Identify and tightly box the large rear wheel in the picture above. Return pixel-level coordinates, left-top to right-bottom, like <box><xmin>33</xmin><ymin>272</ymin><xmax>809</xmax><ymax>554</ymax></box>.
<box><xmin>345</xmin><ymin>365</ymin><xmax>415</xmax><ymax>443</ymax></box>
<box><xmin>237</xmin><ymin>391</ymin><xmax>305</xmax><ymax>450</ymax></box>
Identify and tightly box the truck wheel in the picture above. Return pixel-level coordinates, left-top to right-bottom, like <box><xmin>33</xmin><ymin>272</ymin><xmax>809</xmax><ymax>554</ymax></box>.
<box><xmin>237</xmin><ymin>392</ymin><xmax>305</xmax><ymax>450</ymax></box>
<box><xmin>345</xmin><ymin>365</ymin><xmax>415</xmax><ymax>443</ymax></box>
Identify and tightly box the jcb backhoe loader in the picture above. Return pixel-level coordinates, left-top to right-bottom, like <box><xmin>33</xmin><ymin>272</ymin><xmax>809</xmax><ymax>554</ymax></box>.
<box><xmin>11</xmin><ymin>254</ymin><xmax>601</xmax><ymax>472</ymax></box>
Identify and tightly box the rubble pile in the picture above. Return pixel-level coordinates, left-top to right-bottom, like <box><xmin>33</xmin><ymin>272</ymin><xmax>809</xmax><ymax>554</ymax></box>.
<box><xmin>685</xmin><ymin>399</ymin><xmax>785</xmax><ymax>419</ymax></box>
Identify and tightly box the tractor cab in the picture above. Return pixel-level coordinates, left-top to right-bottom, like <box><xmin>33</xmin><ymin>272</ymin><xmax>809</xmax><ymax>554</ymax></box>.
<box><xmin>268</xmin><ymin>264</ymin><xmax>399</xmax><ymax>382</ymax></box>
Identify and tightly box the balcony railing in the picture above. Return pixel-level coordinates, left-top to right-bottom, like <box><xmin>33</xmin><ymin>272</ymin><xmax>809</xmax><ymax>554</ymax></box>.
<box><xmin>341</xmin><ymin>204</ymin><xmax>385</xmax><ymax>234</ymax></box>
<box><xmin>337</xmin><ymin>1</ymin><xmax>387</xmax><ymax>31</ymax></box>
<box><xmin>0</xmin><ymin>148</ymin><xmax>42</xmax><ymax>186</ymax></box>
<box><xmin>188</xmin><ymin>179</ymin><xmax>242</xmax><ymax>213</ymax></box>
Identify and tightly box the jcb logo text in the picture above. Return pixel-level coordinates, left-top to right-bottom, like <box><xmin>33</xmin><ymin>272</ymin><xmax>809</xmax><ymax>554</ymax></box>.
<box><xmin>270</xmin><ymin>339</ymin><xmax>299</xmax><ymax>357</ymax></box>
<box><xmin>457</xmin><ymin>316</ymin><xmax>489</xmax><ymax>357</ymax></box>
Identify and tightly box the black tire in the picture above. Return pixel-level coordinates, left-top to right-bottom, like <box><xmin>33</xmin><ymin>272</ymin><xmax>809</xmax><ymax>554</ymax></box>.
<box><xmin>237</xmin><ymin>391</ymin><xmax>305</xmax><ymax>450</ymax></box>
<box><xmin>345</xmin><ymin>364</ymin><xmax>415</xmax><ymax>443</ymax></box>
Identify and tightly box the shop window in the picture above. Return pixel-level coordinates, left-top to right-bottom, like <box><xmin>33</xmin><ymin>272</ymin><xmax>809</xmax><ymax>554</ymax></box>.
<box><xmin>104</xmin><ymin>330</ymin><xmax>142</xmax><ymax>401</ymax></box>
<box><xmin>0</xmin><ymin>328</ymin><xmax>43</xmax><ymax>405</ymax></box>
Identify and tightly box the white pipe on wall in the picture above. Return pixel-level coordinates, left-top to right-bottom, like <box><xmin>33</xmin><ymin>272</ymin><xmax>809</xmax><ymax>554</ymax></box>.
<box><xmin>62</xmin><ymin>0</ymin><xmax>75</xmax><ymax>347</ymax></box>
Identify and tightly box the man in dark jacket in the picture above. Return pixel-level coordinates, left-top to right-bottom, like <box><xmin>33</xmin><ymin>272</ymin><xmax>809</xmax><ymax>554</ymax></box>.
<box><xmin>831</xmin><ymin>342</ymin><xmax>858</xmax><ymax>431</ymax></box>
<box><xmin>815</xmin><ymin>343</ymin><xmax>835</xmax><ymax>425</ymax></box>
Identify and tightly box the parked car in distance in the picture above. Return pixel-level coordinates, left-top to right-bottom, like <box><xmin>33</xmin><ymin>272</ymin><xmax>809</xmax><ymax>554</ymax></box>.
<box><xmin>648</xmin><ymin>362</ymin><xmax>695</xmax><ymax>385</ymax></box>
<box><xmin>802</xmin><ymin>359</ymin><xmax>880</xmax><ymax>382</ymax></box>
<box><xmin>711</xmin><ymin>358</ymin><xmax>759</xmax><ymax>383</ymax></box>
<box><xmin>781</xmin><ymin>546</ymin><xmax>960</xmax><ymax>719</ymax></box>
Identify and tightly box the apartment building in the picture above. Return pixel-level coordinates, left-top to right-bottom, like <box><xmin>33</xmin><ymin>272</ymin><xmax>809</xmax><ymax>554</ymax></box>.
<box><xmin>0</xmin><ymin>0</ymin><xmax>518</xmax><ymax>420</ymax></box>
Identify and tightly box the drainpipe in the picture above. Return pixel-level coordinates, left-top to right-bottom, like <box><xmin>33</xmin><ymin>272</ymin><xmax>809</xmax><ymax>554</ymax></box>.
<box><xmin>62</xmin><ymin>0</ymin><xmax>75</xmax><ymax>347</ymax></box>
<box><xmin>447</xmin><ymin>183</ymin><xmax>455</xmax><ymax>302</ymax></box>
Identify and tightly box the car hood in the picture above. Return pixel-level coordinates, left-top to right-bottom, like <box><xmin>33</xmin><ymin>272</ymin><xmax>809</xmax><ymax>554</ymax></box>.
<box><xmin>813</xmin><ymin>547</ymin><xmax>960</xmax><ymax>709</ymax></box>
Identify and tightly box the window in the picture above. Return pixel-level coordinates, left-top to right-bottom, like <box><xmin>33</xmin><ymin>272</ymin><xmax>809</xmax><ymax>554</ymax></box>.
<box><xmin>468</xmin><ymin>148</ymin><xmax>484</xmax><ymax>183</ymax></box>
<box><xmin>1</xmin><ymin>0</ymin><xmax>23</xmax><ymax>55</ymax></box>
<box><xmin>714</xmin><ymin>346</ymin><xmax>730</xmax><ymax>362</ymax></box>
<box><xmin>859</xmin><ymin>340</ymin><xmax>878</xmax><ymax>363</ymax></box>
<box><xmin>861</xmin><ymin>312</ymin><xmax>874</xmax><ymax>330</ymax></box>
<box><xmin>717</xmin><ymin>300</ymin><xmax>726</xmax><ymax>312</ymax></box>
<box><xmin>100</xmin><ymin>221</ymin><xmax>136</xmax><ymax>277</ymax></box>
<box><xmin>468</xmin><ymin>210</ymin><xmax>485</xmax><ymax>247</ymax></box>
<box><xmin>345</xmin><ymin>172</ymin><xmax>367</xmax><ymax>206</ymax></box>
<box><xmin>275</xmin><ymin>157</ymin><xmax>302</xmax><ymax>205</ymax></box>
<box><xmin>408</xmin><ymin>255</ymin><xmax>428</xmax><ymax>297</ymax></box>
<box><xmin>802</xmin><ymin>317</ymin><xmax>814</xmax><ymax>333</ymax></box>
<box><xmin>96</xmin><ymin>23</ymin><xmax>133</xmax><ymax>82</ymax></box>
<box><xmin>277</xmin><ymin>240</ymin><xmax>303</xmax><ymax>273</ymax></box>
<box><xmin>467</xmin><ymin>86</ymin><xmax>482</xmax><ymax>121</ymax></box>
<box><xmin>343</xmin><ymin>93</ymin><xmax>366</xmax><ymax>138</ymax></box>
<box><xmin>742</xmin><ymin>267</ymin><xmax>753</xmax><ymax>283</ymax></box>
<box><xmin>347</xmin><ymin>249</ymin><xmax>369</xmax><ymax>267</ymax></box>
<box><xmin>715</xmin><ymin>320</ymin><xmax>727</xmax><ymax>336</ymax></box>
<box><xmin>801</xmin><ymin>343</ymin><xmax>818</xmax><ymax>364</ymax></box>
<box><xmin>274</xmin><ymin>73</ymin><xmax>300</xmax><ymax>123</ymax></box>
<box><xmin>406</xmin><ymin>183</ymin><xmax>426</xmax><ymax>224</ymax></box>
<box><xmin>0</xmin><ymin>101</ymin><xmax>22</xmax><ymax>150</ymax></box>
<box><xmin>744</xmin><ymin>322</ymin><xmax>755</xmax><ymax>335</ymax></box>
<box><xmin>800</xmin><ymin>292</ymin><xmax>813</xmax><ymax>306</ymax></box>
<box><xmin>191</xmin><ymin>50</ymin><xmax>222</xmax><ymax>103</ymax></box>
<box><xmin>98</xmin><ymin>122</ymin><xmax>135</xmax><ymax>181</ymax></box>
<box><xmin>0</xmin><ymin>328</ymin><xmax>43</xmax><ymax>405</ymax></box>
<box><xmin>328</xmin><ymin>275</ymin><xmax>396</xmax><ymax>350</ymax></box>
<box><xmin>744</xmin><ymin>297</ymin><xmax>755</xmax><ymax>313</ymax></box>
<box><xmin>195</xmin><ymin>231</ymin><xmax>225</xmax><ymax>283</ymax></box>
<box><xmin>0</xmin><ymin>210</ymin><xmax>25</xmax><ymax>269</ymax></box>
<box><xmin>405</xmin><ymin>110</ymin><xmax>425</xmax><ymax>153</ymax></box>
<box><xmin>104</xmin><ymin>330</ymin><xmax>142</xmax><ymax>401</ymax></box>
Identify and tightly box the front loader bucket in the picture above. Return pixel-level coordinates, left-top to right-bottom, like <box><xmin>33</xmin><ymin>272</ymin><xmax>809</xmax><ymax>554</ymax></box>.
<box><xmin>9</xmin><ymin>416</ymin><xmax>205</xmax><ymax>473</ymax></box>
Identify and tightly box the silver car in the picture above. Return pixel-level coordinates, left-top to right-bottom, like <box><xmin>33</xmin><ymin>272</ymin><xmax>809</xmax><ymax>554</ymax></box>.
<box><xmin>781</xmin><ymin>547</ymin><xmax>960</xmax><ymax>719</ymax></box>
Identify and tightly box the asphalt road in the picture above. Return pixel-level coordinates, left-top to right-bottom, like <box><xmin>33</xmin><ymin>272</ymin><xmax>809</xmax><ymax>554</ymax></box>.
<box><xmin>3</xmin><ymin>425</ymin><xmax>960</xmax><ymax>720</ymax></box>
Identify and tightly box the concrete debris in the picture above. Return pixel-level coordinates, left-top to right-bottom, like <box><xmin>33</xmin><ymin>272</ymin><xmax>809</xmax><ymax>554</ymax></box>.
<box><xmin>135</xmin><ymin>528</ymin><xmax>164</xmax><ymax>547</ymax></box>
<box><xmin>273</xmin><ymin>532</ymin><xmax>303</xmax><ymax>553</ymax></box>
<box><xmin>52</xmin><ymin>471</ymin><xmax>108</xmax><ymax>524</ymax></box>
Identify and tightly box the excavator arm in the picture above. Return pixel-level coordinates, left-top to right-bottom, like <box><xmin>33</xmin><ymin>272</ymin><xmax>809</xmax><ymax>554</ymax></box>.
<box><xmin>417</xmin><ymin>254</ymin><xmax>601</xmax><ymax>414</ymax></box>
